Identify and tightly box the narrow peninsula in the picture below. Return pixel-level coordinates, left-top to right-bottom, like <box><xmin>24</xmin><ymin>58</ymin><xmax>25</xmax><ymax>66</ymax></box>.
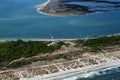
<box><xmin>37</xmin><ymin>0</ymin><xmax>120</xmax><ymax>16</ymax></box>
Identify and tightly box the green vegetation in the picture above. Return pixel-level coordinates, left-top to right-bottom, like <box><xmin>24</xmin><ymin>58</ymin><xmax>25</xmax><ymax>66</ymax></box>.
<box><xmin>7</xmin><ymin>50</ymin><xmax>83</xmax><ymax>68</ymax></box>
<box><xmin>0</xmin><ymin>39</ymin><xmax>65</xmax><ymax>62</ymax></box>
<box><xmin>75</xmin><ymin>35</ymin><xmax>120</xmax><ymax>52</ymax></box>
<box><xmin>0</xmin><ymin>35</ymin><xmax>120</xmax><ymax>68</ymax></box>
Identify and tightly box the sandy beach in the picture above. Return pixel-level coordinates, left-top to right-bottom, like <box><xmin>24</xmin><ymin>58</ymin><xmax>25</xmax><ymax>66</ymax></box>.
<box><xmin>20</xmin><ymin>59</ymin><xmax>120</xmax><ymax>80</ymax></box>
<box><xmin>37</xmin><ymin>0</ymin><xmax>61</xmax><ymax>16</ymax></box>
<box><xmin>0</xmin><ymin>38</ymin><xmax>78</xmax><ymax>43</ymax></box>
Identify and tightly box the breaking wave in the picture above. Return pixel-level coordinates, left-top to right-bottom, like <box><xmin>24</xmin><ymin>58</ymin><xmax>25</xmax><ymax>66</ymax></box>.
<box><xmin>62</xmin><ymin>66</ymin><xmax>120</xmax><ymax>80</ymax></box>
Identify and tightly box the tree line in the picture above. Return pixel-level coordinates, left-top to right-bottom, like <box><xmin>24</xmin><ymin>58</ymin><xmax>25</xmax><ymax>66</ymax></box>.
<box><xmin>0</xmin><ymin>39</ymin><xmax>65</xmax><ymax>62</ymax></box>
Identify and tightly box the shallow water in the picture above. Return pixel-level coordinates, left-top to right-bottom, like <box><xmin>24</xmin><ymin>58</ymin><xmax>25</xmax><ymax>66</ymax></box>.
<box><xmin>0</xmin><ymin>0</ymin><xmax>120</xmax><ymax>40</ymax></box>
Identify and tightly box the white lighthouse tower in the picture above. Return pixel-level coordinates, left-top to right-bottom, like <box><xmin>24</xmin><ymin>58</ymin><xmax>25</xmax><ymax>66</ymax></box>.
<box><xmin>51</xmin><ymin>35</ymin><xmax>54</xmax><ymax>45</ymax></box>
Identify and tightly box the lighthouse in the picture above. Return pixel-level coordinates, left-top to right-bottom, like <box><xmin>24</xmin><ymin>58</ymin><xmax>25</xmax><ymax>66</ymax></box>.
<box><xmin>51</xmin><ymin>35</ymin><xmax>54</xmax><ymax>45</ymax></box>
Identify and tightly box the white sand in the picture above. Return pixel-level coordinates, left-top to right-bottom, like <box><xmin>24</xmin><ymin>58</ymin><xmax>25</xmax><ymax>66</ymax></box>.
<box><xmin>0</xmin><ymin>38</ymin><xmax>77</xmax><ymax>42</ymax></box>
<box><xmin>36</xmin><ymin>0</ymin><xmax>55</xmax><ymax>16</ymax></box>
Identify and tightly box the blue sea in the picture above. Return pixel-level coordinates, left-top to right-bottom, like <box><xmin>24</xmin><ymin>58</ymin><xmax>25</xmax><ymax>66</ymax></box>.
<box><xmin>61</xmin><ymin>66</ymin><xmax>120</xmax><ymax>80</ymax></box>
<box><xmin>0</xmin><ymin>0</ymin><xmax>120</xmax><ymax>40</ymax></box>
<box><xmin>0</xmin><ymin>0</ymin><xmax>120</xmax><ymax>79</ymax></box>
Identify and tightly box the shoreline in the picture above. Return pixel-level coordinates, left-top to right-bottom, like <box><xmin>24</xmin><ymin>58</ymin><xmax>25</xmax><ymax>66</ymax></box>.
<box><xmin>0</xmin><ymin>33</ymin><xmax>119</xmax><ymax>41</ymax></box>
<box><xmin>36</xmin><ymin>0</ymin><xmax>80</xmax><ymax>16</ymax></box>
<box><xmin>36</xmin><ymin>0</ymin><xmax>66</xmax><ymax>17</ymax></box>
<box><xmin>20</xmin><ymin>59</ymin><xmax>120</xmax><ymax>80</ymax></box>
<box><xmin>37</xmin><ymin>0</ymin><xmax>56</xmax><ymax>16</ymax></box>
<box><xmin>0</xmin><ymin>38</ymin><xmax>78</xmax><ymax>42</ymax></box>
<box><xmin>36</xmin><ymin>0</ymin><xmax>120</xmax><ymax>16</ymax></box>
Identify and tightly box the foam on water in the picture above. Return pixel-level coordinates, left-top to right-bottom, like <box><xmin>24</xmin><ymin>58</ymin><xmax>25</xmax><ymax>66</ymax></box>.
<box><xmin>19</xmin><ymin>66</ymin><xmax>120</xmax><ymax>80</ymax></box>
<box><xmin>63</xmin><ymin>76</ymin><xmax>78</xmax><ymax>80</ymax></box>
<box><xmin>61</xmin><ymin>67</ymin><xmax>120</xmax><ymax>80</ymax></box>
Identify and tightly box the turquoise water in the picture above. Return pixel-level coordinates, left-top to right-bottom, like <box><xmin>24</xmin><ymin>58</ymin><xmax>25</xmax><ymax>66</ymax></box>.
<box><xmin>0</xmin><ymin>0</ymin><xmax>120</xmax><ymax>40</ymax></box>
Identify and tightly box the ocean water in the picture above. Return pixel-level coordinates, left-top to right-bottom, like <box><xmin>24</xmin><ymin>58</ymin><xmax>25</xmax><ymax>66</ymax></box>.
<box><xmin>0</xmin><ymin>0</ymin><xmax>120</xmax><ymax>40</ymax></box>
<box><xmin>61</xmin><ymin>67</ymin><xmax>120</xmax><ymax>80</ymax></box>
